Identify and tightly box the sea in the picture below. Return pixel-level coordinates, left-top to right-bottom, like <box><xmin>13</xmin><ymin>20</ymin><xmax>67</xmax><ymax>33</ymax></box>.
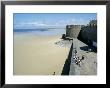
<box><xmin>14</xmin><ymin>28</ymin><xmax>66</xmax><ymax>36</ymax></box>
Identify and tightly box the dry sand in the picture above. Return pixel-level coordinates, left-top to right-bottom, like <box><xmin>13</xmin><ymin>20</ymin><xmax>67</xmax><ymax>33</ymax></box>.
<box><xmin>14</xmin><ymin>34</ymin><xmax>70</xmax><ymax>75</ymax></box>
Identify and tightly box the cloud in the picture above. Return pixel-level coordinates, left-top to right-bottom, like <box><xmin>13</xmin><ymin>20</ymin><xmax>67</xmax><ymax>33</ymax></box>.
<box><xmin>14</xmin><ymin>22</ymin><xmax>49</xmax><ymax>29</ymax></box>
<box><xmin>14</xmin><ymin>18</ymin><xmax>89</xmax><ymax>29</ymax></box>
<box><xmin>14</xmin><ymin>21</ymin><xmax>66</xmax><ymax>29</ymax></box>
<box><xmin>52</xmin><ymin>18</ymin><xmax>88</xmax><ymax>27</ymax></box>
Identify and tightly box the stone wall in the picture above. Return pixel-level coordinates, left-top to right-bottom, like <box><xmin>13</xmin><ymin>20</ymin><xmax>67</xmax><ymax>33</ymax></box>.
<box><xmin>66</xmin><ymin>25</ymin><xmax>81</xmax><ymax>38</ymax></box>
<box><xmin>65</xmin><ymin>24</ymin><xmax>97</xmax><ymax>46</ymax></box>
<box><xmin>78</xmin><ymin>26</ymin><xmax>97</xmax><ymax>45</ymax></box>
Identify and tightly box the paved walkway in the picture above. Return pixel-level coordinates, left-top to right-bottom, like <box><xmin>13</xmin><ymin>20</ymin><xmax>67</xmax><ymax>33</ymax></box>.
<box><xmin>69</xmin><ymin>38</ymin><xmax>97</xmax><ymax>75</ymax></box>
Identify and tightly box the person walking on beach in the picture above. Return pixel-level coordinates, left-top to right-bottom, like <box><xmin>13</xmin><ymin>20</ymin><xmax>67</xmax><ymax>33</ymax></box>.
<box><xmin>53</xmin><ymin>72</ymin><xmax>55</xmax><ymax>75</ymax></box>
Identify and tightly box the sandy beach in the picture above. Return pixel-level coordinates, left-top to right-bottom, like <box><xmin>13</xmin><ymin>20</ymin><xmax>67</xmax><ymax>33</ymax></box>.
<box><xmin>13</xmin><ymin>34</ymin><xmax>70</xmax><ymax>75</ymax></box>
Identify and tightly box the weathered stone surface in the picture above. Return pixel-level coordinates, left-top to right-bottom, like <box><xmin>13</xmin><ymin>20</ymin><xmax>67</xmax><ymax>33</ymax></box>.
<box><xmin>66</xmin><ymin>25</ymin><xmax>81</xmax><ymax>38</ymax></box>
<box><xmin>80</xmin><ymin>26</ymin><xmax>97</xmax><ymax>43</ymax></box>
<box><xmin>69</xmin><ymin>39</ymin><xmax>97</xmax><ymax>75</ymax></box>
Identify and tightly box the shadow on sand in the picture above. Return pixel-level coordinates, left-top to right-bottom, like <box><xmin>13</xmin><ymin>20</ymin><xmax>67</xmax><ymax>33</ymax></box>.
<box><xmin>61</xmin><ymin>43</ymin><xmax>73</xmax><ymax>75</ymax></box>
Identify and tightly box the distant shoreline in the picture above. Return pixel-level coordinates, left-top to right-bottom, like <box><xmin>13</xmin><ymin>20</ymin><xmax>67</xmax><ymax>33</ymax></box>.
<box><xmin>14</xmin><ymin>28</ymin><xmax>65</xmax><ymax>32</ymax></box>
<box><xmin>14</xmin><ymin>28</ymin><xmax>66</xmax><ymax>36</ymax></box>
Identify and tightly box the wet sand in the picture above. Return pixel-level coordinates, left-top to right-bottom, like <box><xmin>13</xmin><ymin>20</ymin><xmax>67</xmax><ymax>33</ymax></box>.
<box><xmin>14</xmin><ymin>34</ymin><xmax>70</xmax><ymax>75</ymax></box>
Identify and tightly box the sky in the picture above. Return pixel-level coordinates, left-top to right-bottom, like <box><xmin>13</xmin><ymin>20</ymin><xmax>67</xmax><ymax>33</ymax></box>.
<box><xmin>14</xmin><ymin>13</ymin><xmax>97</xmax><ymax>29</ymax></box>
